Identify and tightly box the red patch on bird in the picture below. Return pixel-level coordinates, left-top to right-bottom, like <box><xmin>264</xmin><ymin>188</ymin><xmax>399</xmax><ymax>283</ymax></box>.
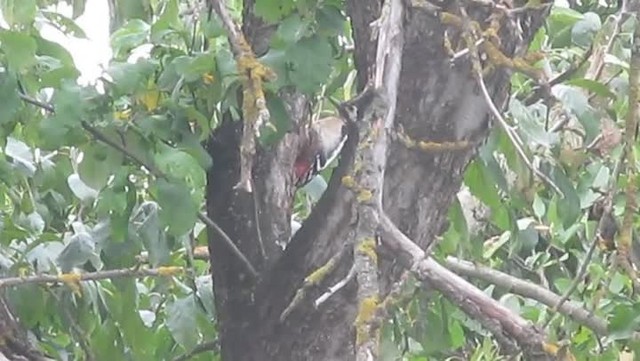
<box><xmin>294</xmin><ymin>159</ymin><xmax>311</xmax><ymax>181</ymax></box>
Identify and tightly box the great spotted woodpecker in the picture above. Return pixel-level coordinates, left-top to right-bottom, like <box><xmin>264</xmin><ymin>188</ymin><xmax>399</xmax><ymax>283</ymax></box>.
<box><xmin>294</xmin><ymin>115</ymin><xmax>348</xmax><ymax>187</ymax></box>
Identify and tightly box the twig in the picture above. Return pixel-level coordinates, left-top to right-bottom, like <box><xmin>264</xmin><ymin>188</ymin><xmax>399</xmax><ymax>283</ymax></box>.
<box><xmin>279</xmin><ymin>246</ymin><xmax>348</xmax><ymax>322</ymax></box>
<box><xmin>314</xmin><ymin>263</ymin><xmax>357</xmax><ymax>308</ymax></box>
<box><xmin>18</xmin><ymin>90</ymin><xmax>259</xmax><ymax>278</ymax></box>
<box><xmin>541</xmin><ymin>235</ymin><xmax>599</xmax><ymax>330</ymax></box>
<box><xmin>458</xmin><ymin>7</ymin><xmax>564</xmax><ymax>196</ymax></box>
<box><xmin>444</xmin><ymin>256</ymin><xmax>607</xmax><ymax>336</ymax></box>
<box><xmin>173</xmin><ymin>340</ymin><xmax>219</xmax><ymax>361</ymax></box>
<box><xmin>0</xmin><ymin>266</ymin><xmax>183</xmax><ymax>289</ymax></box>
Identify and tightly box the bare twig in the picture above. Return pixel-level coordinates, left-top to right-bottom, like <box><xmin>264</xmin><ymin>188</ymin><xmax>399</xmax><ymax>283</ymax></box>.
<box><xmin>378</xmin><ymin>214</ymin><xmax>547</xmax><ymax>355</ymax></box>
<box><xmin>18</xmin><ymin>90</ymin><xmax>258</xmax><ymax>278</ymax></box>
<box><xmin>0</xmin><ymin>267</ymin><xmax>183</xmax><ymax>289</ymax></box>
<box><xmin>444</xmin><ymin>257</ymin><xmax>607</xmax><ymax>335</ymax></box>
<box><xmin>314</xmin><ymin>263</ymin><xmax>357</xmax><ymax>308</ymax></box>
<box><xmin>541</xmin><ymin>235</ymin><xmax>599</xmax><ymax>330</ymax></box>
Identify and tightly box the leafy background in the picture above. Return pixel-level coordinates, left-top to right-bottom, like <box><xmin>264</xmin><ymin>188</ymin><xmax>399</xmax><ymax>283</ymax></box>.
<box><xmin>0</xmin><ymin>0</ymin><xmax>638</xmax><ymax>360</ymax></box>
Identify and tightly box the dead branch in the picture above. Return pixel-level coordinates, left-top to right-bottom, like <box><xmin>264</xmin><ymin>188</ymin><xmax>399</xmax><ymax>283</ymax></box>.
<box><xmin>0</xmin><ymin>267</ymin><xmax>183</xmax><ymax>289</ymax></box>
<box><xmin>378</xmin><ymin>214</ymin><xmax>552</xmax><ymax>357</ymax></box>
<box><xmin>444</xmin><ymin>257</ymin><xmax>607</xmax><ymax>335</ymax></box>
<box><xmin>208</xmin><ymin>0</ymin><xmax>275</xmax><ymax>192</ymax></box>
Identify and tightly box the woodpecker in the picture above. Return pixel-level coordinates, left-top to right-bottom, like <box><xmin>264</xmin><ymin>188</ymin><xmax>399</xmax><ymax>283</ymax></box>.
<box><xmin>294</xmin><ymin>115</ymin><xmax>348</xmax><ymax>187</ymax></box>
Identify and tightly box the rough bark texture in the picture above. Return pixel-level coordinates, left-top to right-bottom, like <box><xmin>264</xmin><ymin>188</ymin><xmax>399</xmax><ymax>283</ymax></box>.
<box><xmin>206</xmin><ymin>1</ymin><xmax>550</xmax><ymax>360</ymax></box>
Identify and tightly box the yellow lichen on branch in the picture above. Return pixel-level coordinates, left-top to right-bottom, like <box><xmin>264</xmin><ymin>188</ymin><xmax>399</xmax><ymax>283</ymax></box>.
<box><xmin>209</xmin><ymin>0</ymin><xmax>276</xmax><ymax>192</ymax></box>
<box><xmin>354</xmin><ymin>296</ymin><xmax>380</xmax><ymax>346</ymax></box>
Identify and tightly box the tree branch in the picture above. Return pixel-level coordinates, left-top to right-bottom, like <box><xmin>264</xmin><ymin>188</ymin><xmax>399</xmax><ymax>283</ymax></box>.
<box><xmin>0</xmin><ymin>267</ymin><xmax>183</xmax><ymax>289</ymax></box>
<box><xmin>378</xmin><ymin>214</ymin><xmax>549</xmax><ymax>356</ymax></box>
<box><xmin>444</xmin><ymin>257</ymin><xmax>607</xmax><ymax>335</ymax></box>
<box><xmin>348</xmin><ymin>0</ymin><xmax>405</xmax><ymax>358</ymax></box>
<box><xmin>208</xmin><ymin>0</ymin><xmax>274</xmax><ymax>192</ymax></box>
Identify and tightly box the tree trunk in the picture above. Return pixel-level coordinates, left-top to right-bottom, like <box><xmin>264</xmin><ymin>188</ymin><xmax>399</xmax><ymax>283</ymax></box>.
<box><xmin>206</xmin><ymin>1</ymin><xmax>551</xmax><ymax>360</ymax></box>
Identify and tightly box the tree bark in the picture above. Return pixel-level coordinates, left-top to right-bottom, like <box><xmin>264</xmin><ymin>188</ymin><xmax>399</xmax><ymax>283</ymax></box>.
<box><xmin>206</xmin><ymin>1</ymin><xmax>551</xmax><ymax>360</ymax></box>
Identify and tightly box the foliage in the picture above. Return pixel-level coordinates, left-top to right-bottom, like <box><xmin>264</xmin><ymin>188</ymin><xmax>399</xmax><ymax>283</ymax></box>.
<box><xmin>0</xmin><ymin>0</ymin><xmax>639</xmax><ymax>360</ymax></box>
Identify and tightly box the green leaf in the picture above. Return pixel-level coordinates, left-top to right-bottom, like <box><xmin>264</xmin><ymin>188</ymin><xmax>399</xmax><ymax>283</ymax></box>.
<box><xmin>254</xmin><ymin>0</ymin><xmax>295</xmax><ymax>23</ymax></box>
<box><xmin>533</xmin><ymin>194</ymin><xmax>545</xmax><ymax>218</ymax></box>
<box><xmin>0</xmin><ymin>0</ymin><xmax>36</xmax><ymax>26</ymax></box>
<box><xmin>272</xmin><ymin>14</ymin><xmax>310</xmax><ymax>48</ymax></box>
<box><xmin>106</xmin><ymin>60</ymin><xmax>157</xmax><ymax>95</ymax></box>
<box><xmin>0</xmin><ymin>30</ymin><xmax>37</xmax><ymax>71</ymax></box>
<box><xmin>56</xmin><ymin>232</ymin><xmax>97</xmax><ymax>272</ymax></box>
<box><xmin>0</xmin><ymin>72</ymin><xmax>20</xmax><ymax>124</ymax></box>
<box><xmin>78</xmin><ymin>143</ymin><xmax>124</xmax><ymax>190</ymax></box>
<box><xmin>609</xmin><ymin>303</ymin><xmax>640</xmax><ymax>340</ymax></box>
<box><xmin>483</xmin><ymin>230</ymin><xmax>511</xmax><ymax>259</ymax></box>
<box><xmin>173</xmin><ymin>54</ymin><xmax>216</xmax><ymax>83</ymax></box>
<box><xmin>565</xmin><ymin>78</ymin><xmax>616</xmax><ymax>100</ymax></box>
<box><xmin>71</xmin><ymin>0</ymin><xmax>86</xmax><ymax>18</ymax></box>
<box><xmin>131</xmin><ymin>201</ymin><xmax>170</xmax><ymax>267</ymax></box>
<box><xmin>110</xmin><ymin>19</ymin><xmax>150</xmax><ymax>58</ymax></box>
<box><xmin>40</xmin><ymin>10</ymin><xmax>87</xmax><ymax>38</ymax></box>
<box><xmin>150</xmin><ymin>0</ymin><xmax>183</xmax><ymax>43</ymax></box>
<box><xmin>464</xmin><ymin>160</ymin><xmax>501</xmax><ymax>210</ymax></box>
<box><xmin>166</xmin><ymin>295</ymin><xmax>199</xmax><ymax>350</ymax></box>
<box><xmin>153</xmin><ymin>179</ymin><xmax>199</xmax><ymax>237</ymax></box>
<box><xmin>316</xmin><ymin>5</ymin><xmax>346</xmax><ymax>36</ymax></box>
<box><xmin>571</xmin><ymin>12</ymin><xmax>601</xmax><ymax>47</ymax></box>
<box><xmin>34</xmin><ymin>36</ymin><xmax>80</xmax><ymax>86</ymax></box>
<box><xmin>49</xmin><ymin>82</ymin><xmax>87</xmax><ymax>129</ymax></box>
<box><xmin>286</xmin><ymin>35</ymin><xmax>334</xmax><ymax>94</ymax></box>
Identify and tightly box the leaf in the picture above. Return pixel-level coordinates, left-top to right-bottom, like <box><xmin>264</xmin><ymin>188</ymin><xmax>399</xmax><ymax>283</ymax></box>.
<box><xmin>150</xmin><ymin>0</ymin><xmax>182</xmax><ymax>43</ymax></box>
<box><xmin>110</xmin><ymin>19</ymin><xmax>150</xmax><ymax>58</ymax></box>
<box><xmin>609</xmin><ymin>303</ymin><xmax>640</xmax><ymax>340</ymax></box>
<box><xmin>0</xmin><ymin>30</ymin><xmax>37</xmax><ymax>71</ymax></box>
<box><xmin>68</xmin><ymin>173</ymin><xmax>99</xmax><ymax>202</ymax></box>
<box><xmin>301</xmin><ymin>175</ymin><xmax>328</xmax><ymax>201</ymax></box>
<box><xmin>571</xmin><ymin>12</ymin><xmax>601</xmax><ymax>47</ymax></box>
<box><xmin>153</xmin><ymin>179</ymin><xmax>199</xmax><ymax>237</ymax></box>
<box><xmin>166</xmin><ymin>295</ymin><xmax>199</xmax><ymax>350</ymax></box>
<box><xmin>40</xmin><ymin>10</ymin><xmax>87</xmax><ymax>38</ymax></box>
<box><xmin>156</xmin><ymin>145</ymin><xmax>205</xmax><ymax>190</ymax></box>
<box><xmin>565</xmin><ymin>78</ymin><xmax>616</xmax><ymax>100</ymax></box>
<box><xmin>533</xmin><ymin>194</ymin><xmax>546</xmax><ymax>218</ymax></box>
<box><xmin>195</xmin><ymin>275</ymin><xmax>215</xmax><ymax>316</ymax></box>
<box><xmin>5</xmin><ymin>137</ymin><xmax>36</xmax><ymax>176</ymax></box>
<box><xmin>464</xmin><ymin>159</ymin><xmax>501</xmax><ymax>210</ymax></box>
<box><xmin>254</xmin><ymin>0</ymin><xmax>295</xmax><ymax>23</ymax></box>
<box><xmin>0</xmin><ymin>0</ymin><xmax>36</xmax><ymax>26</ymax></box>
<box><xmin>78</xmin><ymin>143</ymin><xmax>124</xmax><ymax>190</ymax></box>
<box><xmin>107</xmin><ymin>60</ymin><xmax>157</xmax><ymax>95</ymax></box>
<box><xmin>56</xmin><ymin>232</ymin><xmax>97</xmax><ymax>272</ymax></box>
<box><xmin>131</xmin><ymin>201</ymin><xmax>170</xmax><ymax>267</ymax></box>
<box><xmin>316</xmin><ymin>5</ymin><xmax>346</xmax><ymax>36</ymax></box>
<box><xmin>173</xmin><ymin>54</ymin><xmax>216</xmax><ymax>83</ymax></box>
<box><xmin>285</xmin><ymin>35</ymin><xmax>334</xmax><ymax>94</ymax></box>
<box><xmin>271</xmin><ymin>14</ymin><xmax>310</xmax><ymax>48</ymax></box>
<box><xmin>483</xmin><ymin>231</ymin><xmax>511</xmax><ymax>259</ymax></box>
<box><xmin>0</xmin><ymin>72</ymin><xmax>19</xmax><ymax>124</ymax></box>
